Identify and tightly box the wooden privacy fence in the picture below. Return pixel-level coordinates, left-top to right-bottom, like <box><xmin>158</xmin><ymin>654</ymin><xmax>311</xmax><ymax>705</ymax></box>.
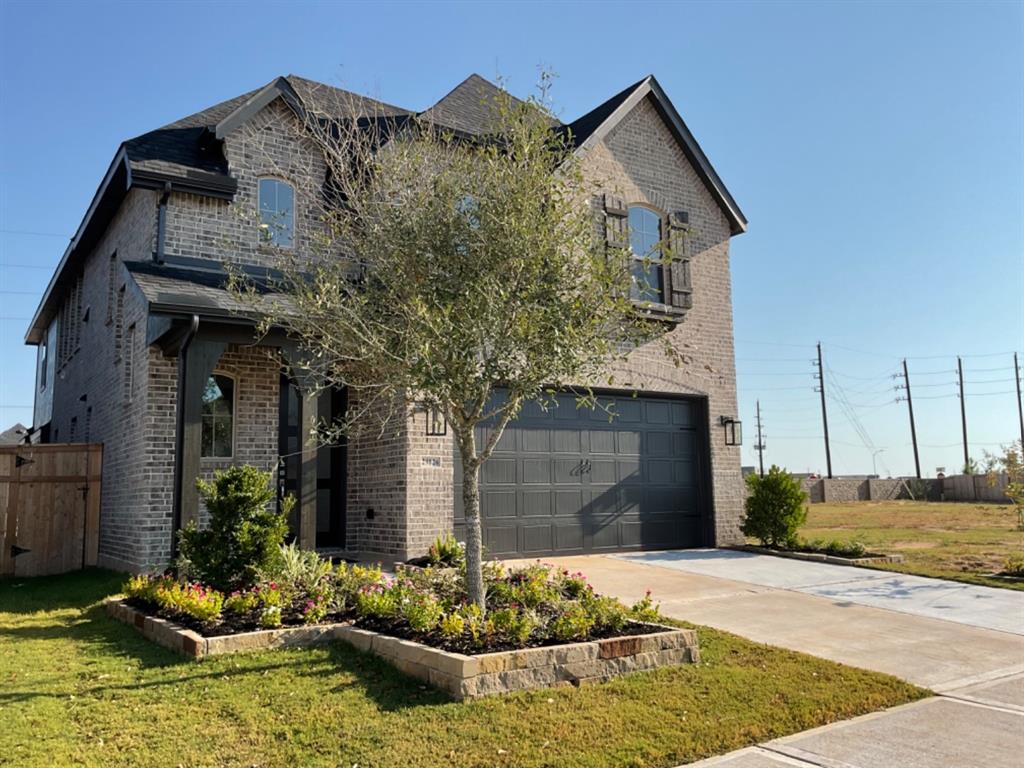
<box><xmin>0</xmin><ymin>444</ymin><xmax>102</xmax><ymax>577</ymax></box>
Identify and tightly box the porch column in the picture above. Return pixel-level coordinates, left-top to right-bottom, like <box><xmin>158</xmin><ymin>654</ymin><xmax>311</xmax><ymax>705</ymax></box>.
<box><xmin>175</xmin><ymin>338</ymin><xmax>226</xmax><ymax>529</ymax></box>
<box><xmin>298</xmin><ymin>386</ymin><xmax>319</xmax><ymax>550</ymax></box>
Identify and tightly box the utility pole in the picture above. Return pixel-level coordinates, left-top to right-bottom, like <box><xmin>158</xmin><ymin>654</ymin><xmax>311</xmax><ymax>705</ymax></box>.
<box><xmin>754</xmin><ymin>400</ymin><xmax>766</xmax><ymax>476</ymax></box>
<box><xmin>902</xmin><ymin>359</ymin><xmax>921</xmax><ymax>479</ymax></box>
<box><xmin>815</xmin><ymin>342</ymin><xmax>833</xmax><ymax>479</ymax></box>
<box><xmin>958</xmin><ymin>356</ymin><xmax>969</xmax><ymax>470</ymax></box>
<box><xmin>1015</xmin><ymin>352</ymin><xmax>1024</xmax><ymax>450</ymax></box>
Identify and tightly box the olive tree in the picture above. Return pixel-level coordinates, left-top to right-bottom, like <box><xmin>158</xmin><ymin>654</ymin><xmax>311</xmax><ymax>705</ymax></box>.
<box><xmin>234</xmin><ymin>78</ymin><xmax>679</xmax><ymax>610</ymax></box>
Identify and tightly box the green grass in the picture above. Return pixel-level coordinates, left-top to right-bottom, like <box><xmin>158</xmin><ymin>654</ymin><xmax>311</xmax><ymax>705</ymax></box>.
<box><xmin>0</xmin><ymin>570</ymin><xmax>926</xmax><ymax>768</ymax></box>
<box><xmin>801</xmin><ymin>501</ymin><xmax>1024</xmax><ymax>590</ymax></box>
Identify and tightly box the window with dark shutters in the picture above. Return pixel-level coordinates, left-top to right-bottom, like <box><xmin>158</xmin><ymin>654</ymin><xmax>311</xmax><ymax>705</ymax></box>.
<box><xmin>666</xmin><ymin>211</ymin><xmax>692</xmax><ymax>311</ymax></box>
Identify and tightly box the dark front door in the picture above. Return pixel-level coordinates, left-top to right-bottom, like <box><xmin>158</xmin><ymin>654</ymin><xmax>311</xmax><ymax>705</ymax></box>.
<box><xmin>278</xmin><ymin>376</ymin><xmax>347</xmax><ymax>549</ymax></box>
<box><xmin>472</xmin><ymin>391</ymin><xmax>707</xmax><ymax>557</ymax></box>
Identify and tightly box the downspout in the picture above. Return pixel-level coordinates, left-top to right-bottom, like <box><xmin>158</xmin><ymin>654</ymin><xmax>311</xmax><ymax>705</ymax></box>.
<box><xmin>170</xmin><ymin>314</ymin><xmax>200</xmax><ymax>556</ymax></box>
<box><xmin>154</xmin><ymin>181</ymin><xmax>171</xmax><ymax>264</ymax></box>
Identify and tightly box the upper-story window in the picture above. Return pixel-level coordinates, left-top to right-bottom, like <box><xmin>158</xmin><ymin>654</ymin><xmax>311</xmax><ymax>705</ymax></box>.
<box><xmin>201</xmin><ymin>374</ymin><xmax>235</xmax><ymax>458</ymax></box>
<box><xmin>628</xmin><ymin>206</ymin><xmax>664</xmax><ymax>303</ymax></box>
<box><xmin>258</xmin><ymin>178</ymin><xmax>295</xmax><ymax>248</ymax></box>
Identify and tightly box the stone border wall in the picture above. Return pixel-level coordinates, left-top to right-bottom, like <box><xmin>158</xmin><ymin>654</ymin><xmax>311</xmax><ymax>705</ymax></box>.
<box><xmin>107</xmin><ymin>600</ymin><xmax>699</xmax><ymax>699</ymax></box>
<box><xmin>737</xmin><ymin>545</ymin><xmax>904</xmax><ymax>566</ymax></box>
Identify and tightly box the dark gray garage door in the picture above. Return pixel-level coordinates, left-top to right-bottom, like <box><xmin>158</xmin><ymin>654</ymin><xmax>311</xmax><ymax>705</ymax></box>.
<box><xmin>474</xmin><ymin>392</ymin><xmax>706</xmax><ymax>557</ymax></box>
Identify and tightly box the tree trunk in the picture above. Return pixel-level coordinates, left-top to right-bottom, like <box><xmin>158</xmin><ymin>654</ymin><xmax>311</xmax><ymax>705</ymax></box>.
<box><xmin>462</xmin><ymin>462</ymin><xmax>485</xmax><ymax>610</ymax></box>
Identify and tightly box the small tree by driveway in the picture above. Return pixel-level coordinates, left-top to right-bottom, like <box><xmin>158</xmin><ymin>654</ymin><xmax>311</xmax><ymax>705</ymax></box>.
<box><xmin>237</xmin><ymin>79</ymin><xmax>680</xmax><ymax>610</ymax></box>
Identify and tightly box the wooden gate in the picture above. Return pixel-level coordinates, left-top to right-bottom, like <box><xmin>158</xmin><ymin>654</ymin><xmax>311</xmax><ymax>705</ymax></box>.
<box><xmin>0</xmin><ymin>444</ymin><xmax>102</xmax><ymax>577</ymax></box>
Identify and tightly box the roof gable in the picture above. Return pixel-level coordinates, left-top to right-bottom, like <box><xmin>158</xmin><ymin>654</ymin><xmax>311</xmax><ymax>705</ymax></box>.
<box><xmin>567</xmin><ymin>76</ymin><xmax>747</xmax><ymax>235</ymax></box>
<box><xmin>419</xmin><ymin>74</ymin><xmax>541</xmax><ymax>135</ymax></box>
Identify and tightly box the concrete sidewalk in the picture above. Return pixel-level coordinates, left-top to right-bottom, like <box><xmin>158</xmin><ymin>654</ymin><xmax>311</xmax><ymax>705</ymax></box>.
<box><xmin>523</xmin><ymin>552</ymin><xmax>1024</xmax><ymax>767</ymax></box>
<box><xmin>616</xmin><ymin>549</ymin><xmax>1024</xmax><ymax>635</ymax></box>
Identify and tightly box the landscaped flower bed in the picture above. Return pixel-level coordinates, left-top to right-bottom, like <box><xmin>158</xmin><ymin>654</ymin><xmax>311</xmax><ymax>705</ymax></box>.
<box><xmin>122</xmin><ymin>557</ymin><xmax>667</xmax><ymax>654</ymax></box>
<box><xmin>113</xmin><ymin>465</ymin><xmax>697</xmax><ymax>697</ymax></box>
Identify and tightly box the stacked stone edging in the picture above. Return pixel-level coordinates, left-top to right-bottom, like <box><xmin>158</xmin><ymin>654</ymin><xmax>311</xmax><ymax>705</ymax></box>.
<box><xmin>106</xmin><ymin>600</ymin><xmax>699</xmax><ymax>699</ymax></box>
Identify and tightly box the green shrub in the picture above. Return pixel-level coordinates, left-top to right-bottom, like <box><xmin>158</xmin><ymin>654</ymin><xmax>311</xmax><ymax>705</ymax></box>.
<box><xmin>124</xmin><ymin>575</ymin><xmax>224</xmax><ymax>624</ymax></box>
<box><xmin>438</xmin><ymin>612</ymin><xmax>466</xmax><ymax>638</ymax></box>
<box><xmin>427</xmin><ymin>533</ymin><xmax>465</xmax><ymax>568</ymax></box>
<box><xmin>333</xmin><ymin>562</ymin><xmax>383</xmax><ymax>612</ymax></box>
<box><xmin>629</xmin><ymin>590</ymin><xmax>662</xmax><ymax>623</ymax></box>
<box><xmin>549</xmin><ymin>602</ymin><xmax>595</xmax><ymax>642</ymax></box>
<box><xmin>1003</xmin><ymin>553</ymin><xmax>1024</xmax><ymax>576</ymax></box>
<box><xmin>742</xmin><ymin>465</ymin><xmax>808</xmax><ymax>548</ymax></box>
<box><xmin>354</xmin><ymin>582</ymin><xmax>399</xmax><ymax>620</ymax></box>
<box><xmin>176</xmin><ymin>465</ymin><xmax>292</xmax><ymax>592</ymax></box>
<box><xmin>400</xmin><ymin>591</ymin><xmax>444</xmax><ymax>633</ymax></box>
<box><xmin>586</xmin><ymin>594</ymin><xmax>629</xmax><ymax>632</ymax></box>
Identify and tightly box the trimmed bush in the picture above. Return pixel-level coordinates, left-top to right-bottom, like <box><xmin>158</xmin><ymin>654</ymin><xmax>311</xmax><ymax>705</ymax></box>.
<box><xmin>177</xmin><ymin>465</ymin><xmax>292</xmax><ymax>592</ymax></box>
<box><xmin>742</xmin><ymin>465</ymin><xmax>808</xmax><ymax>548</ymax></box>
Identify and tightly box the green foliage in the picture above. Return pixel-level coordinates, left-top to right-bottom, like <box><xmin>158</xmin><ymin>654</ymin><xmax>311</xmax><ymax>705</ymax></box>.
<box><xmin>354</xmin><ymin>582</ymin><xmax>399</xmax><ymax>620</ymax></box>
<box><xmin>438</xmin><ymin>611</ymin><xmax>466</xmax><ymax>638</ymax></box>
<box><xmin>549</xmin><ymin>602</ymin><xmax>595</xmax><ymax>642</ymax></box>
<box><xmin>124</xmin><ymin>574</ymin><xmax>224</xmax><ymax>625</ymax></box>
<box><xmin>800</xmin><ymin>538</ymin><xmax>868</xmax><ymax>559</ymax></box>
<box><xmin>1003</xmin><ymin>552</ymin><xmax>1024</xmax><ymax>576</ymax></box>
<box><xmin>742</xmin><ymin>466</ymin><xmax>809</xmax><ymax>548</ymax></box>
<box><xmin>333</xmin><ymin>562</ymin><xmax>384</xmax><ymax>613</ymax></box>
<box><xmin>176</xmin><ymin>465</ymin><xmax>292</xmax><ymax>592</ymax></box>
<box><xmin>427</xmin><ymin>533</ymin><xmax>466</xmax><ymax>568</ymax></box>
<box><xmin>629</xmin><ymin>591</ymin><xmax>663</xmax><ymax>623</ymax></box>
<box><xmin>984</xmin><ymin>441</ymin><xmax>1024</xmax><ymax>531</ymax></box>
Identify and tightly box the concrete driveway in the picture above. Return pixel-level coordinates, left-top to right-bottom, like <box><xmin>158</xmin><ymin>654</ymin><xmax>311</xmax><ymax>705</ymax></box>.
<box><xmin>527</xmin><ymin>551</ymin><xmax>1024</xmax><ymax>768</ymax></box>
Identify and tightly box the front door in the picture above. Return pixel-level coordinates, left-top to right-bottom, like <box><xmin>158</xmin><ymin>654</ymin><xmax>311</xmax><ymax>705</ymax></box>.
<box><xmin>278</xmin><ymin>375</ymin><xmax>347</xmax><ymax>549</ymax></box>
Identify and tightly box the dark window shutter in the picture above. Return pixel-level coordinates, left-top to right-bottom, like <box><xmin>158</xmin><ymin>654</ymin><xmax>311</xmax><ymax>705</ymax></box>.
<box><xmin>667</xmin><ymin>211</ymin><xmax>692</xmax><ymax>310</ymax></box>
<box><xmin>603</xmin><ymin>194</ymin><xmax>629</xmax><ymax>250</ymax></box>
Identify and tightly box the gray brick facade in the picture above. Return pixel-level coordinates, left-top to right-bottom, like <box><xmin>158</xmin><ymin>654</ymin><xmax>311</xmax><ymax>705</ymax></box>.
<box><xmin>29</xmin><ymin>76</ymin><xmax>745</xmax><ymax>571</ymax></box>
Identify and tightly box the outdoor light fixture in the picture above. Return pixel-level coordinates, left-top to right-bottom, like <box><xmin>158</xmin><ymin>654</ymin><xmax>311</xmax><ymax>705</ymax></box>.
<box><xmin>720</xmin><ymin>416</ymin><xmax>742</xmax><ymax>446</ymax></box>
<box><xmin>426</xmin><ymin>405</ymin><xmax>447</xmax><ymax>436</ymax></box>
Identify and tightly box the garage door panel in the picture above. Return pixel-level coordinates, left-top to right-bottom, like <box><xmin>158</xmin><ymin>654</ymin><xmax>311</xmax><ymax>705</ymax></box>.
<box><xmin>482</xmin><ymin>426</ymin><xmax>515</xmax><ymax>454</ymax></box>
<box><xmin>615</xmin><ymin>399</ymin><xmax>643</xmax><ymax>422</ymax></box>
<box><xmin>554</xmin><ymin>523</ymin><xmax>585</xmax><ymax>552</ymax></box>
<box><xmin>521</xmin><ymin>428</ymin><xmax>551</xmax><ymax>452</ymax></box>
<box><xmin>588</xmin><ymin>430</ymin><xmax>616</xmax><ymax>455</ymax></box>
<box><xmin>618</xmin><ymin>458</ymin><xmax>642</xmax><ymax>483</ymax></box>
<box><xmin>617</xmin><ymin>431</ymin><xmax>642</xmax><ymax>455</ymax></box>
<box><xmin>589</xmin><ymin>459</ymin><xmax>617</xmax><ymax>485</ymax></box>
<box><xmin>483</xmin><ymin>490</ymin><xmax>516</xmax><ymax>519</ymax></box>
<box><xmin>671</xmin><ymin>401</ymin><xmax>694</xmax><ymax>427</ymax></box>
<box><xmin>521</xmin><ymin>524</ymin><xmax>554</xmax><ymax>554</ymax></box>
<box><xmin>552</xmin><ymin>430</ymin><xmax>582</xmax><ymax>453</ymax></box>
<box><xmin>485</xmin><ymin>525</ymin><xmax>518</xmax><ymax>556</ymax></box>
<box><xmin>479</xmin><ymin>391</ymin><xmax>705</xmax><ymax>556</ymax></box>
<box><xmin>644</xmin><ymin>400</ymin><xmax>671</xmax><ymax>424</ymax></box>
<box><xmin>484</xmin><ymin>458</ymin><xmax>516</xmax><ymax>484</ymax></box>
<box><xmin>520</xmin><ymin>490</ymin><xmax>552</xmax><ymax>517</ymax></box>
<box><xmin>522</xmin><ymin>459</ymin><xmax>551</xmax><ymax>484</ymax></box>
<box><xmin>554</xmin><ymin>490</ymin><xmax>584</xmax><ymax>515</ymax></box>
<box><xmin>554</xmin><ymin>458</ymin><xmax>584</xmax><ymax>483</ymax></box>
<box><xmin>648</xmin><ymin>459</ymin><xmax>674</xmax><ymax>484</ymax></box>
<box><xmin>646</xmin><ymin>431</ymin><xmax>673</xmax><ymax>457</ymax></box>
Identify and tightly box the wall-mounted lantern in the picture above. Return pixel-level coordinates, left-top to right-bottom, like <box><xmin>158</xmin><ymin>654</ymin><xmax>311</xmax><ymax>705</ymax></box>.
<box><xmin>720</xmin><ymin>416</ymin><xmax>742</xmax><ymax>446</ymax></box>
<box><xmin>426</xmin><ymin>405</ymin><xmax>447</xmax><ymax>436</ymax></box>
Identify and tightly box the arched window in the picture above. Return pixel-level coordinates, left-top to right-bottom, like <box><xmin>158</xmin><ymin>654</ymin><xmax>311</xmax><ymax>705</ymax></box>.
<box><xmin>201</xmin><ymin>374</ymin><xmax>234</xmax><ymax>458</ymax></box>
<box><xmin>628</xmin><ymin>205</ymin><xmax>664</xmax><ymax>303</ymax></box>
<box><xmin>258</xmin><ymin>178</ymin><xmax>295</xmax><ymax>248</ymax></box>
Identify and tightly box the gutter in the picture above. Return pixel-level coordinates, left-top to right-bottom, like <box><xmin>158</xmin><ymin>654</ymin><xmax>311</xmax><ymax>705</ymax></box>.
<box><xmin>155</xmin><ymin>182</ymin><xmax>171</xmax><ymax>264</ymax></box>
<box><xmin>170</xmin><ymin>313</ymin><xmax>200</xmax><ymax>554</ymax></box>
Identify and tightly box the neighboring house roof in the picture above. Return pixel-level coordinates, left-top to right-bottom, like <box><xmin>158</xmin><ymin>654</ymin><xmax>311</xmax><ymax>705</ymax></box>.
<box><xmin>419</xmin><ymin>74</ymin><xmax>537</xmax><ymax>135</ymax></box>
<box><xmin>25</xmin><ymin>73</ymin><xmax>745</xmax><ymax>345</ymax></box>
<box><xmin>0</xmin><ymin>423</ymin><xmax>28</xmax><ymax>445</ymax></box>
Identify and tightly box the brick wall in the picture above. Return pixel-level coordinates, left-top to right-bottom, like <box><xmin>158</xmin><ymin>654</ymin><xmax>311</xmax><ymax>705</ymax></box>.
<box><xmin>162</xmin><ymin>99</ymin><xmax>328</xmax><ymax>269</ymax></box>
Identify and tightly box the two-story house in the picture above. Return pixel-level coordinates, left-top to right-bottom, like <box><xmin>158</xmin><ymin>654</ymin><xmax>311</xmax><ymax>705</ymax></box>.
<box><xmin>24</xmin><ymin>73</ymin><xmax>747</xmax><ymax>572</ymax></box>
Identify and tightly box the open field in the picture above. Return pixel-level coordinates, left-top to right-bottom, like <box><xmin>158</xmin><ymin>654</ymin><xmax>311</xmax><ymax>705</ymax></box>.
<box><xmin>802</xmin><ymin>501</ymin><xmax>1024</xmax><ymax>590</ymax></box>
<box><xmin>0</xmin><ymin>569</ymin><xmax>925</xmax><ymax>768</ymax></box>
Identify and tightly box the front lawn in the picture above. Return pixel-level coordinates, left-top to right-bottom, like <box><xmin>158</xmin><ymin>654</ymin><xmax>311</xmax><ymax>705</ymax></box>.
<box><xmin>801</xmin><ymin>501</ymin><xmax>1024</xmax><ymax>590</ymax></box>
<box><xmin>0</xmin><ymin>569</ymin><xmax>926</xmax><ymax>768</ymax></box>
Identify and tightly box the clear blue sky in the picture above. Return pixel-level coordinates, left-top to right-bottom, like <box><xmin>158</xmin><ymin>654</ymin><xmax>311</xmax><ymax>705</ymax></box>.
<box><xmin>1</xmin><ymin>0</ymin><xmax>1021</xmax><ymax>476</ymax></box>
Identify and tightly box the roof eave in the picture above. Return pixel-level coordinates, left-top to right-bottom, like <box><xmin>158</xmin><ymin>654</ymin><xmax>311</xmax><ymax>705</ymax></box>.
<box><xmin>24</xmin><ymin>148</ymin><xmax>131</xmax><ymax>345</ymax></box>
